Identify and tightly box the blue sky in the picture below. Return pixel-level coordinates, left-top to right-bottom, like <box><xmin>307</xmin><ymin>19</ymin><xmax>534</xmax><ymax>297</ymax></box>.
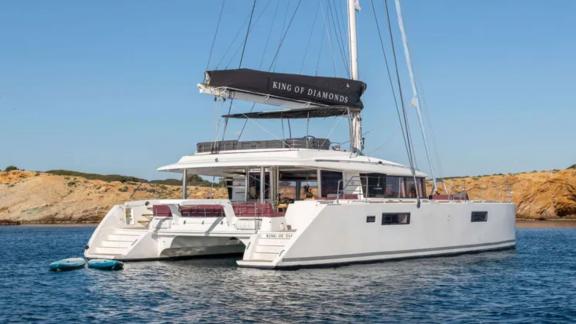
<box><xmin>1</xmin><ymin>0</ymin><xmax>575</xmax><ymax>179</ymax></box>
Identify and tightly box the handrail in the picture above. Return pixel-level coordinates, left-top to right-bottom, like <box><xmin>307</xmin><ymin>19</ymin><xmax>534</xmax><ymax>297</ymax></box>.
<box><xmin>336</xmin><ymin>175</ymin><xmax>368</xmax><ymax>203</ymax></box>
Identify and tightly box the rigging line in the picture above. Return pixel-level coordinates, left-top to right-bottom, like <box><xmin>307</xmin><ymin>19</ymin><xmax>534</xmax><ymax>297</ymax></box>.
<box><xmin>299</xmin><ymin>1</ymin><xmax>321</xmax><ymax>73</ymax></box>
<box><xmin>326</xmin><ymin>0</ymin><xmax>350</xmax><ymax>75</ymax></box>
<box><xmin>319</xmin><ymin>1</ymin><xmax>340</xmax><ymax>76</ymax></box>
<box><xmin>314</xmin><ymin>10</ymin><xmax>327</xmax><ymax>76</ymax></box>
<box><xmin>394</xmin><ymin>0</ymin><xmax>437</xmax><ymax>192</ymax></box>
<box><xmin>320</xmin><ymin>116</ymin><xmax>344</xmax><ymax>148</ymax></box>
<box><xmin>385</xmin><ymin>1</ymin><xmax>417</xmax><ymax>174</ymax></box>
<box><xmin>238</xmin><ymin>0</ymin><xmax>257</xmax><ymax>68</ymax></box>
<box><xmin>236</xmin><ymin>102</ymin><xmax>257</xmax><ymax>141</ymax></box>
<box><xmin>237</xmin><ymin>1</ymin><xmax>279</xmax><ymax>142</ymax></box>
<box><xmin>238</xmin><ymin>113</ymin><xmax>283</xmax><ymax>140</ymax></box>
<box><xmin>206</xmin><ymin>0</ymin><xmax>226</xmax><ymax>70</ymax></box>
<box><xmin>216</xmin><ymin>0</ymin><xmax>270</xmax><ymax>69</ymax></box>
<box><xmin>384</xmin><ymin>0</ymin><xmax>421</xmax><ymax>202</ymax></box>
<box><xmin>333</xmin><ymin>0</ymin><xmax>351</xmax><ymax>71</ymax></box>
<box><xmin>369</xmin><ymin>0</ymin><xmax>410</xmax><ymax>170</ymax></box>
<box><xmin>268</xmin><ymin>0</ymin><xmax>303</xmax><ymax>71</ymax></box>
<box><xmin>281</xmin><ymin>117</ymin><xmax>285</xmax><ymax>140</ymax></box>
<box><xmin>258</xmin><ymin>0</ymin><xmax>280</xmax><ymax>69</ymax></box>
<box><xmin>221</xmin><ymin>0</ymin><xmax>258</xmax><ymax>141</ymax></box>
<box><xmin>327</xmin><ymin>0</ymin><xmax>349</xmax><ymax>74</ymax></box>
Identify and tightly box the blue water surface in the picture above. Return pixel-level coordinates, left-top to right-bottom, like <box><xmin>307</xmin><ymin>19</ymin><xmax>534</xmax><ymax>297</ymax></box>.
<box><xmin>0</xmin><ymin>226</ymin><xmax>575</xmax><ymax>323</ymax></box>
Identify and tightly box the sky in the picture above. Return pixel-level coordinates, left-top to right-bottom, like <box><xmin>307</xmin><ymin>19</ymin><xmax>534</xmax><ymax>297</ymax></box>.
<box><xmin>1</xmin><ymin>0</ymin><xmax>575</xmax><ymax>180</ymax></box>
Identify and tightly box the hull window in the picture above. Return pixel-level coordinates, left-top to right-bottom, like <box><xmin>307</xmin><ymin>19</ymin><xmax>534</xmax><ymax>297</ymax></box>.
<box><xmin>366</xmin><ymin>215</ymin><xmax>376</xmax><ymax>223</ymax></box>
<box><xmin>381</xmin><ymin>213</ymin><xmax>410</xmax><ymax>225</ymax></box>
<box><xmin>471</xmin><ymin>211</ymin><xmax>488</xmax><ymax>222</ymax></box>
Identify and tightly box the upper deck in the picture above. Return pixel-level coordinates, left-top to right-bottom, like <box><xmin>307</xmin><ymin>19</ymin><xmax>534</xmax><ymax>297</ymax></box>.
<box><xmin>158</xmin><ymin>144</ymin><xmax>426</xmax><ymax>178</ymax></box>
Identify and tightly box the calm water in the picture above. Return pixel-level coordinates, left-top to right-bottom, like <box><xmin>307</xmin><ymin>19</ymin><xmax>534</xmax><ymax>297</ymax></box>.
<box><xmin>1</xmin><ymin>226</ymin><xmax>575</xmax><ymax>323</ymax></box>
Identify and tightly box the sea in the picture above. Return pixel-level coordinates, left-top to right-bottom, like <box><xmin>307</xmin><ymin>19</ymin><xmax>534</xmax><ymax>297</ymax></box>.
<box><xmin>0</xmin><ymin>226</ymin><xmax>575</xmax><ymax>323</ymax></box>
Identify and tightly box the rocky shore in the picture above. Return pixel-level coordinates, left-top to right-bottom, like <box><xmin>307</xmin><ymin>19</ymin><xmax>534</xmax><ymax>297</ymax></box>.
<box><xmin>0</xmin><ymin>170</ymin><xmax>226</xmax><ymax>224</ymax></box>
<box><xmin>1</xmin><ymin>167</ymin><xmax>575</xmax><ymax>225</ymax></box>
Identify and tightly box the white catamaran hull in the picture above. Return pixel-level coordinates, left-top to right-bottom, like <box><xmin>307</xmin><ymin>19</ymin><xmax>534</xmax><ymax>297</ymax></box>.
<box><xmin>85</xmin><ymin>199</ymin><xmax>515</xmax><ymax>269</ymax></box>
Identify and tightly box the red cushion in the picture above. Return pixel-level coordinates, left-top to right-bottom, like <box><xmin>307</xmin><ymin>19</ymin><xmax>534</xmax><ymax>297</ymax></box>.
<box><xmin>153</xmin><ymin>205</ymin><xmax>172</xmax><ymax>217</ymax></box>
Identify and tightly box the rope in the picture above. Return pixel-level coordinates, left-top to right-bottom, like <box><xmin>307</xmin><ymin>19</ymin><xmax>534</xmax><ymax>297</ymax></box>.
<box><xmin>259</xmin><ymin>0</ymin><xmax>280</xmax><ymax>69</ymax></box>
<box><xmin>205</xmin><ymin>0</ymin><xmax>226</xmax><ymax>70</ymax></box>
<box><xmin>369</xmin><ymin>0</ymin><xmax>410</xmax><ymax>165</ymax></box>
<box><xmin>383</xmin><ymin>0</ymin><xmax>421</xmax><ymax>204</ymax></box>
<box><xmin>268</xmin><ymin>0</ymin><xmax>303</xmax><ymax>70</ymax></box>
<box><xmin>238</xmin><ymin>0</ymin><xmax>257</xmax><ymax>68</ymax></box>
<box><xmin>299</xmin><ymin>1</ymin><xmax>321</xmax><ymax>73</ymax></box>
<box><xmin>326</xmin><ymin>0</ymin><xmax>349</xmax><ymax>75</ymax></box>
<box><xmin>220</xmin><ymin>0</ymin><xmax>257</xmax><ymax>142</ymax></box>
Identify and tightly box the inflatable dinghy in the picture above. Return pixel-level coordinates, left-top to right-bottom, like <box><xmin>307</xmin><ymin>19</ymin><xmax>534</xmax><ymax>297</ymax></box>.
<box><xmin>87</xmin><ymin>259</ymin><xmax>124</xmax><ymax>271</ymax></box>
<box><xmin>49</xmin><ymin>258</ymin><xmax>86</xmax><ymax>272</ymax></box>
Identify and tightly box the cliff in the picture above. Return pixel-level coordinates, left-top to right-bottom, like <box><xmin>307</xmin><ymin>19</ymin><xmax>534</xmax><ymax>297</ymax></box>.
<box><xmin>1</xmin><ymin>168</ymin><xmax>575</xmax><ymax>224</ymax></box>
<box><xmin>0</xmin><ymin>170</ymin><xmax>226</xmax><ymax>224</ymax></box>
<box><xmin>438</xmin><ymin>168</ymin><xmax>576</xmax><ymax>219</ymax></box>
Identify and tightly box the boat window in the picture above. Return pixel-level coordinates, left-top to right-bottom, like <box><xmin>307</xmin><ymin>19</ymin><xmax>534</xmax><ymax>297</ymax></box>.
<box><xmin>247</xmin><ymin>172</ymin><xmax>270</xmax><ymax>201</ymax></box>
<box><xmin>321</xmin><ymin>171</ymin><xmax>343</xmax><ymax>198</ymax></box>
<box><xmin>359</xmin><ymin>174</ymin><xmax>406</xmax><ymax>198</ymax></box>
<box><xmin>404</xmin><ymin>177</ymin><xmax>426</xmax><ymax>198</ymax></box>
<box><xmin>278</xmin><ymin>170</ymin><xmax>318</xmax><ymax>201</ymax></box>
<box><xmin>360</xmin><ymin>173</ymin><xmax>386</xmax><ymax>198</ymax></box>
<box><xmin>471</xmin><ymin>211</ymin><xmax>488</xmax><ymax>222</ymax></box>
<box><xmin>366</xmin><ymin>215</ymin><xmax>376</xmax><ymax>223</ymax></box>
<box><xmin>381</xmin><ymin>213</ymin><xmax>410</xmax><ymax>225</ymax></box>
<box><xmin>384</xmin><ymin>176</ymin><xmax>402</xmax><ymax>198</ymax></box>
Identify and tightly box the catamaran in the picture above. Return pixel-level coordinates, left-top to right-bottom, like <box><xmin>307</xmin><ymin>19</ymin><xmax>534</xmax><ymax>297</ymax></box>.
<box><xmin>85</xmin><ymin>0</ymin><xmax>515</xmax><ymax>268</ymax></box>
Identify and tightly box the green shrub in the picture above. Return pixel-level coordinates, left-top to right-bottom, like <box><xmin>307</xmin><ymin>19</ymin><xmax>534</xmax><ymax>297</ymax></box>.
<box><xmin>4</xmin><ymin>166</ymin><xmax>18</xmax><ymax>172</ymax></box>
<box><xmin>568</xmin><ymin>164</ymin><xmax>576</xmax><ymax>170</ymax></box>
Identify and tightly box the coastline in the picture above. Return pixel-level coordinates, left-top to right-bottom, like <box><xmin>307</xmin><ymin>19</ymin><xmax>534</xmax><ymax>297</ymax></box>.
<box><xmin>515</xmin><ymin>219</ymin><xmax>576</xmax><ymax>228</ymax></box>
<box><xmin>2</xmin><ymin>220</ymin><xmax>576</xmax><ymax>228</ymax></box>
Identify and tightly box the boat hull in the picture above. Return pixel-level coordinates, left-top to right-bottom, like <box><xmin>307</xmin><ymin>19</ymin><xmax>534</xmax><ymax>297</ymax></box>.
<box><xmin>239</xmin><ymin>200</ymin><xmax>516</xmax><ymax>269</ymax></box>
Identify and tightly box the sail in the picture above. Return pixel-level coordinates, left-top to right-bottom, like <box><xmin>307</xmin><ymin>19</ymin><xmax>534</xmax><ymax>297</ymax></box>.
<box><xmin>198</xmin><ymin>69</ymin><xmax>366</xmax><ymax>117</ymax></box>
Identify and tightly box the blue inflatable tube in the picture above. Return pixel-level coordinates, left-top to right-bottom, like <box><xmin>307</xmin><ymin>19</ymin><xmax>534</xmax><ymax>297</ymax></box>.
<box><xmin>87</xmin><ymin>259</ymin><xmax>124</xmax><ymax>271</ymax></box>
<box><xmin>49</xmin><ymin>258</ymin><xmax>86</xmax><ymax>272</ymax></box>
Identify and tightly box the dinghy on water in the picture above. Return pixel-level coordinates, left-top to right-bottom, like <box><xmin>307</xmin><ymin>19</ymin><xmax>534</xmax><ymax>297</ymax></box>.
<box><xmin>87</xmin><ymin>259</ymin><xmax>124</xmax><ymax>271</ymax></box>
<box><xmin>49</xmin><ymin>258</ymin><xmax>86</xmax><ymax>272</ymax></box>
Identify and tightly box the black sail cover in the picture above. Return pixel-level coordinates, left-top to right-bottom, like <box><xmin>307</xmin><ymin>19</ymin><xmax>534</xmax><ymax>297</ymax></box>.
<box><xmin>202</xmin><ymin>69</ymin><xmax>367</xmax><ymax>118</ymax></box>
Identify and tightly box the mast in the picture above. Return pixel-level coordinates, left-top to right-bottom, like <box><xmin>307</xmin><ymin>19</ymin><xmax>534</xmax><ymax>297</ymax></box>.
<box><xmin>348</xmin><ymin>0</ymin><xmax>362</xmax><ymax>153</ymax></box>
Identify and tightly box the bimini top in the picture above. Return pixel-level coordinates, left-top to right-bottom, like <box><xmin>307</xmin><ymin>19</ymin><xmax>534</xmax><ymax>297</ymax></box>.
<box><xmin>158</xmin><ymin>148</ymin><xmax>427</xmax><ymax>178</ymax></box>
<box><xmin>198</xmin><ymin>69</ymin><xmax>367</xmax><ymax>118</ymax></box>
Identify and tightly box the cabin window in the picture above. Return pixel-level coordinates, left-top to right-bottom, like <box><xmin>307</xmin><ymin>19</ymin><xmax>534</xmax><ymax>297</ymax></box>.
<box><xmin>360</xmin><ymin>173</ymin><xmax>386</xmax><ymax>198</ymax></box>
<box><xmin>278</xmin><ymin>170</ymin><xmax>318</xmax><ymax>201</ymax></box>
<box><xmin>384</xmin><ymin>176</ymin><xmax>402</xmax><ymax>198</ymax></box>
<box><xmin>321</xmin><ymin>171</ymin><xmax>343</xmax><ymax>198</ymax></box>
<box><xmin>247</xmin><ymin>172</ymin><xmax>270</xmax><ymax>201</ymax></box>
<box><xmin>403</xmin><ymin>177</ymin><xmax>426</xmax><ymax>198</ymax></box>
<box><xmin>471</xmin><ymin>211</ymin><xmax>488</xmax><ymax>222</ymax></box>
<box><xmin>366</xmin><ymin>215</ymin><xmax>376</xmax><ymax>223</ymax></box>
<box><xmin>381</xmin><ymin>213</ymin><xmax>410</xmax><ymax>225</ymax></box>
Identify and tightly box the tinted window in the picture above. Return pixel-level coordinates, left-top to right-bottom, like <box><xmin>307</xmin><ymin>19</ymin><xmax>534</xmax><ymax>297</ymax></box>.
<box><xmin>385</xmin><ymin>176</ymin><xmax>402</xmax><ymax>198</ymax></box>
<box><xmin>403</xmin><ymin>177</ymin><xmax>426</xmax><ymax>198</ymax></box>
<box><xmin>360</xmin><ymin>173</ymin><xmax>386</xmax><ymax>198</ymax></box>
<box><xmin>381</xmin><ymin>213</ymin><xmax>410</xmax><ymax>225</ymax></box>
<box><xmin>366</xmin><ymin>215</ymin><xmax>376</xmax><ymax>223</ymax></box>
<box><xmin>471</xmin><ymin>211</ymin><xmax>488</xmax><ymax>222</ymax></box>
<box><xmin>321</xmin><ymin>171</ymin><xmax>343</xmax><ymax>198</ymax></box>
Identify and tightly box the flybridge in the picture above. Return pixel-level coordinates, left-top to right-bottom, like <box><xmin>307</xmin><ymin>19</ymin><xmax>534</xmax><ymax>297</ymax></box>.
<box><xmin>198</xmin><ymin>69</ymin><xmax>367</xmax><ymax>118</ymax></box>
